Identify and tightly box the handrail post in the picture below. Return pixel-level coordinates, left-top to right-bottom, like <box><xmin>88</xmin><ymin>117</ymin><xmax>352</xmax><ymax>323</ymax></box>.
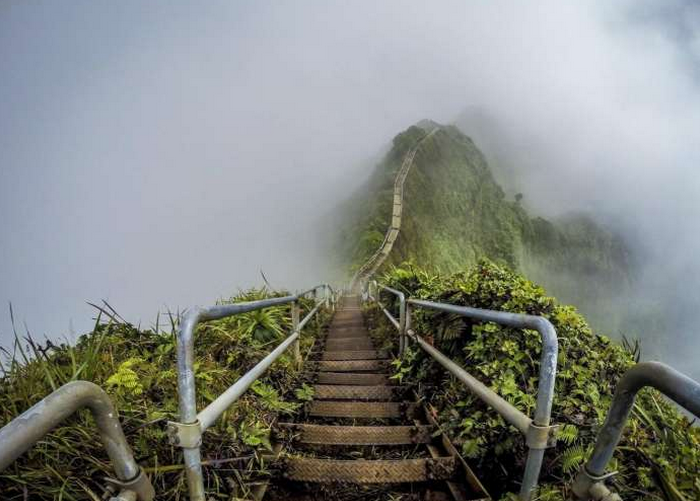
<box><xmin>0</xmin><ymin>381</ymin><xmax>155</xmax><ymax>501</ymax></box>
<box><xmin>398</xmin><ymin>293</ymin><xmax>406</xmax><ymax>355</ymax></box>
<box><xmin>404</xmin><ymin>302</ymin><xmax>412</xmax><ymax>351</ymax></box>
<box><xmin>572</xmin><ymin>361</ymin><xmax>700</xmax><ymax>500</ymax></box>
<box><xmin>291</xmin><ymin>300</ymin><xmax>301</xmax><ymax>369</ymax></box>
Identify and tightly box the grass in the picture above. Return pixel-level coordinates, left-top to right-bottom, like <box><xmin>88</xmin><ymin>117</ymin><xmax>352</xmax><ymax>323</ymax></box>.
<box><xmin>0</xmin><ymin>288</ymin><xmax>330</xmax><ymax>500</ymax></box>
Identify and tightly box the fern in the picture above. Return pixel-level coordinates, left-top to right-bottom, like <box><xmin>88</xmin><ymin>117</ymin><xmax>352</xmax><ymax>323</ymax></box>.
<box><xmin>557</xmin><ymin>424</ymin><xmax>579</xmax><ymax>445</ymax></box>
<box><xmin>561</xmin><ymin>445</ymin><xmax>587</xmax><ymax>474</ymax></box>
<box><xmin>106</xmin><ymin>358</ymin><xmax>144</xmax><ymax>396</ymax></box>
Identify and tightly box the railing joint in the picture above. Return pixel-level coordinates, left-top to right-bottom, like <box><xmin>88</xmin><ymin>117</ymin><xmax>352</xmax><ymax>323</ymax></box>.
<box><xmin>167</xmin><ymin>420</ymin><xmax>203</xmax><ymax>449</ymax></box>
<box><xmin>104</xmin><ymin>468</ymin><xmax>156</xmax><ymax>501</ymax></box>
<box><xmin>525</xmin><ymin>422</ymin><xmax>559</xmax><ymax>450</ymax></box>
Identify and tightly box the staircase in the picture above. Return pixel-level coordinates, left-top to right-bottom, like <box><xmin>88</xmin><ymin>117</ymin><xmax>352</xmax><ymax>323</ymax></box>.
<box><xmin>267</xmin><ymin>296</ymin><xmax>489</xmax><ymax>501</ymax></box>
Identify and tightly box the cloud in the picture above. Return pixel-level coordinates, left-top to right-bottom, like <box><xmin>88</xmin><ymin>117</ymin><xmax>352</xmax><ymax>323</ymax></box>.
<box><xmin>1</xmin><ymin>1</ymin><xmax>699</xmax><ymax>376</ymax></box>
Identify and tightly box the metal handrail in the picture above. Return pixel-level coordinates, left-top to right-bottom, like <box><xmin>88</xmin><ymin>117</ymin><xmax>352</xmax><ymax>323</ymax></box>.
<box><xmin>572</xmin><ymin>361</ymin><xmax>700</xmax><ymax>501</ymax></box>
<box><xmin>0</xmin><ymin>381</ymin><xmax>155</xmax><ymax>501</ymax></box>
<box><xmin>371</xmin><ymin>281</ymin><xmax>407</xmax><ymax>354</ymax></box>
<box><xmin>170</xmin><ymin>284</ymin><xmax>333</xmax><ymax>501</ymax></box>
<box><xmin>365</xmin><ymin>289</ymin><xmax>558</xmax><ymax>501</ymax></box>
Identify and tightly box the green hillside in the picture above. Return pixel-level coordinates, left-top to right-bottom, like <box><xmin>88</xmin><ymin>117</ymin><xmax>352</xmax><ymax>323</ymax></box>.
<box><xmin>334</xmin><ymin>121</ymin><xmax>631</xmax><ymax>333</ymax></box>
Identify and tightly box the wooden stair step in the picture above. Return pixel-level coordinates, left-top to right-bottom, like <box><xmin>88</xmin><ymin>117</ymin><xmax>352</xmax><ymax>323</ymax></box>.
<box><xmin>284</xmin><ymin>457</ymin><xmax>455</xmax><ymax>483</ymax></box>
<box><xmin>279</xmin><ymin>423</ymin><xmax>434</xmax><ymax>445</ymax></box>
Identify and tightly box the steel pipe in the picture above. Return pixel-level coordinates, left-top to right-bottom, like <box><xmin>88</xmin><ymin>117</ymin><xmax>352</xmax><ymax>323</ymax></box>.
<box><xmin>0</xmin><ymin>381</ymin><xmax>154</xmax><ymax>500</ymax></box>
<box><xmin>407</xmin><ymin>299</ymin><xmax>558</xmax><ymax>428</ymax></box>
<box><xmin>411</xmin><ymin>331</ymin><xmax>532</xmax><ymax>434</ymax></box>
<box><xmin>377</xmin><ymin>284</ymin><xmax>407</xmax><ymax>354</ymax></box>
<box><xmin>174</xmin><ymin>284</ymin><xmax>328</xmax><ymax>500</ymax></box>
<box><xmin>197</xmin><ymin>332</ymin><xmax>300</xmax><ymax>430</ymax></box>
<box><xmin>586</xmin><ymin>361</ymin><xmax>700</xmax><ymax>477</ymax></box>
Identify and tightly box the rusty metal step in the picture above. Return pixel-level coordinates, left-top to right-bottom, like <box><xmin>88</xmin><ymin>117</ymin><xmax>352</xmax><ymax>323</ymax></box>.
<box><xmin>317</xmin><ymin>372</ymin><xmax>391</xmax><ymax>385</ymax></box>
<box><xmin>313</xmin><ymin>384</ymin><xmax>403</xmax><ymax>401</ymax></box>
<box><xmin>321</xmin><ymin>350</ymin><xmax>386</xmax><ymax>361</ymax></box>
<box><xmin>308</xmin><ymin>401</ymin><xmax>416</xmax><ymax>418</ymax></box>
<box><xmin>284</xmin><ymin>457</ymin><xmax>455</xmax><ymax>483</ymax></box>
<box><xmin>312</xmin><ymin>360</ymin><xmax>389</xmax><ymax>372</ymax></box>
<box><xmin>326</xmin><ymin>330</ymin><xmax>367</xmax><ymax>338</ymax></box>
<box><xmin>324</xmin><ymin>339</ymin><xmax>374</xmax><ymax>350</ymax></box>
<box><xmin>279</xmin><ymin>423</ymin><xmax>434</xmax><ymax>445</ymax></box>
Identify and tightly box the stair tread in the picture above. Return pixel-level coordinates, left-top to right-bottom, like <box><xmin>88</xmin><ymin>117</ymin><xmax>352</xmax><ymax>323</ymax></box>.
<box><xmin>314</xmin><ymin>360</ymin><xmax>389</xmax><ymax>372</ymax></box>
<box><xmin>284</xmin><ymin>457</ymin><xmax>455</xmax><ymax>483</ymax></box>
<box><xmin>279</xmin><ymin>423</ymin><xmax>434</xmax><ymax>445</ymax></box>
<box><xmin>313</xmin><ymin>384</ymin><xmax>404</xmax><ymax>401</ymax></box>
<box><xmin>308</xmin><ymin>400</ymin><xmax>417</xmax><ymax>418</ymax></box>
<box><xmin>316</xmin><ymin>372</ymin><xmax>391</xmax><ymax>385</ymax></box>
<box><xmin>321</xmin><ymin>350</ymin><xmax>388</xmax><ymax>361</ymax></box>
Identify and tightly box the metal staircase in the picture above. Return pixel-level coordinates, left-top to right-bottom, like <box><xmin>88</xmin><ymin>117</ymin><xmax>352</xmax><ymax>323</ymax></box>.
<box><xmin>268</xmin><ymin>295</ymin><xmax>489</xmax><ymax>501</ymax></box>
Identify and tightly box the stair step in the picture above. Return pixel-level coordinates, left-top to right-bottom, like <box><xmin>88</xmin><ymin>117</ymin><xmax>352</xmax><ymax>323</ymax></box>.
<box><xmin>313</xmin><ymin>384</ymin><xmax>403</xmax><ymax>401</ymax></box>
<box><xmin>279</xmin><ymin>423</ymin><xmax>434</xmax><ymax>445</ymax></box>
<box><xmin>325</xmin><ymin>330</ymin><xmax>368</xmax><ymax>338</ymax></box>
<box><xmin>324</xmin><ymin>339</ymin><xmax>374</xmax><ymax>350</ymax></box>
<box><xmin>322</xmin><ymin>350</ymin><xmax>387</xmax><ymax>361</ymax></box>
<box><xmin>317</xmin><ymin>372</ymin><xmax>391</xmax><ymax>385</ymax></box>
<box><xmin>284</xmin><ymin>457</ymin><xmax>455</xmax><ymax>483</ymax></box>
<box><xmin>314</xmin><ymin>360</ymin><xmax>389</xmax><ymax>372</ymax></box>
<box><xmin>308</xmin><ymin>401</ymin><xmax>417</xmax><ymax>418</ymax></box>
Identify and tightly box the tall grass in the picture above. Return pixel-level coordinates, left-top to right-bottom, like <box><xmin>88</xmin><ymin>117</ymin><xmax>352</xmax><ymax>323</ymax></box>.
<box><xmin>0</xmin><ymin>289</ymin><xmax>327</xmax><ymax>500</ymax></box>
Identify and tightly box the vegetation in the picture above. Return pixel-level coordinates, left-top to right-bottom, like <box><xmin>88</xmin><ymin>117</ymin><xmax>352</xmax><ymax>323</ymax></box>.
<box><xmin>364</xmin><ymin>261</ymin><xmax>700</xmax><ymax>501</ymax></box>
<box><xmin>0</xmin><ymin>289</ymin><xmax>328</xmax><ymax>500</ymax></box>
<box><xmin>334</xmin><ymin>122</ymin><xmax>632</xmax><ymax>335</ymax></box>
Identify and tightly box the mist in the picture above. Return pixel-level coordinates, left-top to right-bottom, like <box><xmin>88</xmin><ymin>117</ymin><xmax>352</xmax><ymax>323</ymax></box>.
<box><xmin>2</xmin><ymin>1</ymin><xmax>700</xmax><ymax>374</ymax></box>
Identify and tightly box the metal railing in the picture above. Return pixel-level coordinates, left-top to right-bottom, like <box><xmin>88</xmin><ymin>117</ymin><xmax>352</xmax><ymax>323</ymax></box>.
<box><xmin>572</xmin><ymin>361</ymin><xmax>700</xmax><ymax>501</ymax></box>
<box><xmin>366</xmin><ymin>281</ymin><xmax>558</xmax><ymax>501</ymax></box>
<box><xmin>168</xmin><ymin>284</ymin><xmax>335</xmax><ymax>501</ymax></box>
<box><xmin>0</xmin><ymin>381</ymin><xmax>155</xmax><ymax>501</ymax></box>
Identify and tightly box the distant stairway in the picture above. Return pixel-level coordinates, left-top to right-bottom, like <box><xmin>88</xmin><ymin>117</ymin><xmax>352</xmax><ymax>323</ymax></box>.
<box><xmin>266</xmin><ymin>295</ymin><xmax>490</xmax><ymax>501</ymax></box>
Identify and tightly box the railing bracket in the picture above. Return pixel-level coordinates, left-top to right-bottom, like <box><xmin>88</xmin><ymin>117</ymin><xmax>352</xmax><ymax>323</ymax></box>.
<box><xmin>571</xmin><ymin>467</ymin><xmax>620</xmax><ymax>501</ymax></box>
<box><xmin>167</xmin><ymin>420</ymin><xmax>202</xmax><ymax>448</ymax></box>
<box><xmin>525</xmin><ymin>422</ymin><xmax>559</xmax><ymax>450</ymax></box>
<box><xmin>104</xmin><ymin>468</ymin><xmax>156</xmax><ymax>501</ymax></box>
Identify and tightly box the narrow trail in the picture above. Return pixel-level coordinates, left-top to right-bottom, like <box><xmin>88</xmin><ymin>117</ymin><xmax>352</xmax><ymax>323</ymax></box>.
<box><xmin>350</xmin><ymin>128</ymin><xmax>438</xmax><ymax>290</ymax></box>
<box><xmin>268</xmin><ymin>295</ymin><xmax>488</xmax><ymax>501</ymax></box>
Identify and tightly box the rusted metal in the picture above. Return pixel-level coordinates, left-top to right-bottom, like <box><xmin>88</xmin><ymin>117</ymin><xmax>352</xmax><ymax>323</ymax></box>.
<box><xmin>284</xmin><ymin>457</ymin><xmax>455</xmax><ymax>483</ymax></box>
<box><xmin>316</xmin><ymin>372</ymin><xmax>391</xmax><ymax>385</ymax></box>
<box><xmin>307</xmin><ymin>400</ymin><xmax>417</xmax><ymax>419</ymax></box>
<box><xmin>313</xmin><ymin>359</ymin><xmax>389</xmax><ymax>372</ymax></box>
<box><xmin>279</xmin><ymin>423</ymin><xmax>434</xmax><ymax>445</ymax></box>
<box><xmin>321</xmin><ymin>350</ymin><xmax>387</xmax><ymax>361</ymax></box>
<box><xmin>323</xmin><ymin>338</ymin><xmax>374</xmax><ymax>350</ymax></box>
<box><xmin>312</xmin><ymin>384</ymin><xmax>404</xmax><ymax>401</ymax></box>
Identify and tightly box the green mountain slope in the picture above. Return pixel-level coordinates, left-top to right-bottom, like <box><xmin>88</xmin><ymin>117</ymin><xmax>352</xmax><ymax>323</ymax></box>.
<box><xmin>334</xmin><ymin>121</ymin><xmax>631</xmax><ymax>333</ymax></box>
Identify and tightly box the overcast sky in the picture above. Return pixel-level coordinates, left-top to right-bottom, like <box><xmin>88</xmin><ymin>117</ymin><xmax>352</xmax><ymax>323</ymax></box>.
<box><xmin>2</xmin><ymin>1</ymin><xmax>700</xmax><ymax>372</ymax></box>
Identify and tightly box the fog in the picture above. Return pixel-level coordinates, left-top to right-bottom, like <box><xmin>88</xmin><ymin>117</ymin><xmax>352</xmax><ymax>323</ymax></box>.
<box><xmin>1</xmin><ymin>1</ymin><xmax>699</xmax><ymax>374</ymax></box>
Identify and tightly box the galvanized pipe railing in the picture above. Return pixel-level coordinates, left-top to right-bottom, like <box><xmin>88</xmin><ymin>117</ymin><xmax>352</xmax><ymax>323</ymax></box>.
<box><xmin>170</xmin><ymin>284</ymin><xmax>333</xmax><ymax>501</ymax></box>
<box><xmin>0</xmin><ymin>381</ymin><xmax>155</xmax><ymax>501</ymax></box>
<box><xmin>365</xmin><ymin>290</ymin><xmax>558</xmax><ymax>501</ymax></box>
<box><xmin>572</xmin><ymin>361</ymin><xmax>700</xmax><ymax>501</ymax></box>
<box><xmin>370</xmin><ymin>281</ymin><xmax>406</xmax><ymax>354</ymax></box>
